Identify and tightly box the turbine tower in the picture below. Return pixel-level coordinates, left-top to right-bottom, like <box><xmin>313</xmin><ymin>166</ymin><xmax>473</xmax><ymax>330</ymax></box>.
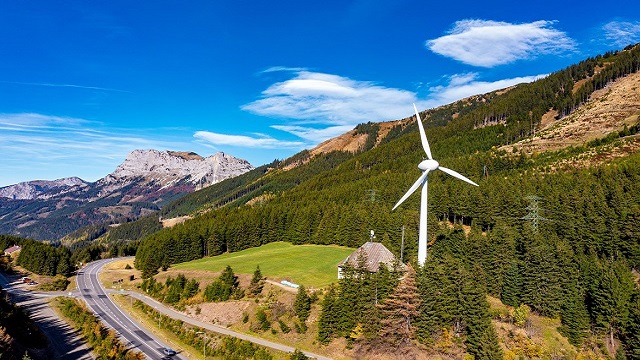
<box><xmin>393</xmin><ymin>104</ymin><xmax>479</xmax><ymax>267</ymax></box>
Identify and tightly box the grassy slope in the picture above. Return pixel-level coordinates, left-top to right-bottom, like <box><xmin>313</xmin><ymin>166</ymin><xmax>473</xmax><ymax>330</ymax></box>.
<box><xmin>173</xmin><ymin>242</ymin><xmax>355</xmax><ymax>288</ymax></box>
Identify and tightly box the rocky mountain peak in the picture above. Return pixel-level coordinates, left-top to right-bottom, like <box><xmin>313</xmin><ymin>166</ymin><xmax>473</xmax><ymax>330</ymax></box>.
<box><xmin>0</xmin><ymin>177</ymin><xmax>87</xmax><ymax>200</ymax></box>
<box><xmin>104</xmin><ymin>149</ymin><xmax>254</xmax><ymax>189</ymax></box>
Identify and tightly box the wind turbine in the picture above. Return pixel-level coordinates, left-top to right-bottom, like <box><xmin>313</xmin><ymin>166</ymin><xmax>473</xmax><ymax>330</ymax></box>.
<box><xmin>393</xmin><ymin>104</ymin><xmax>479</xmax><ymax>267</ymax></box>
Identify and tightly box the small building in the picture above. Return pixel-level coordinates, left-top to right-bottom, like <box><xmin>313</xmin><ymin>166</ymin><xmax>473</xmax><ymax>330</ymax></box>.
<box><xmin>3</xmin><ymin>245</ymin><xmax>21</xmax><ymax>256</ymax></box>
<box><xmin>337</xmin><ymin>242</ymin><xmax>404</xmax><ymax>279</ymax></box>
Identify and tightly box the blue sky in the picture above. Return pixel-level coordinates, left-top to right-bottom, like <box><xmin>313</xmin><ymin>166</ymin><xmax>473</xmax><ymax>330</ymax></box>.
<box><xmin>1</xmin><ymin>0</ymin><xmax>639</xmax><ymax>187</ymax></box>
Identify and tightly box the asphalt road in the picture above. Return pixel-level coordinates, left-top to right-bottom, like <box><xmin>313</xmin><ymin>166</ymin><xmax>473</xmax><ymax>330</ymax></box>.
<box><xmin>77</xmin><ymin>258</ymin><xmax>184</xmax><ymax>360</ymax></box>
<box><xmin>93</xmin><ymin>257</ymin><xmax>332</xmax><ymax>360</ymax></box>
<box><xmin>0</xmin><ymin>272</ymin><xmax>93</xmax><ymax>360</ymax></box>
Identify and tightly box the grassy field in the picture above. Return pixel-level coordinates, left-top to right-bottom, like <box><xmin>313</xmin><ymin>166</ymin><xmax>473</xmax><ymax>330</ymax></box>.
<box><xmin>173</xmin><ymin>242</ymin><xmax>354</xmax><ymax>288</ymax></box>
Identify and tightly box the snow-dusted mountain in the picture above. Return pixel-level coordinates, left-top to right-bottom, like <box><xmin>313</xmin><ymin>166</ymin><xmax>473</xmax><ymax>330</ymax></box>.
<box><xmin>0</xmin><ymin>150</ymin><xmax>254</xmax><ymax>240</ymax></box>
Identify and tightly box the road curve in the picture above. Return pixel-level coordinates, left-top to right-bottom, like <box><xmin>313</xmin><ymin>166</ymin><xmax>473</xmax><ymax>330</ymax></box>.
<box><xmin>92</xmin><ymin>257</ymin><xmax>333</xmax><ymax>360</ymax></box>
<box><xmin>77</xmin><ymin>258</ymin><xmax>184</xmax><ymax>360</ymax></box>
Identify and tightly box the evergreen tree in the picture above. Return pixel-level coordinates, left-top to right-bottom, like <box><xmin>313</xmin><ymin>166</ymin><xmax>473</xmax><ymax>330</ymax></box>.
<box><xmin>377</xmin><ymin>266</ymin><xmax>421</xmax><ymax>348</ymax></box>
<box><xmin>318</xmin><ymin>285</ymin><xmax>339</xmax><ymax>344</ymax></box>
<box><xmin>463</xmin><ymin>266</ymin><xmax>502</xmax><ymax>360</ymax></box>
<box><xmin>249</xmin><ymin>265</ymin><xmax>265</xmax><ymax>296</ymax></box>
<box><xmin>294</xmin><ymin>285</ymin><xmax>311</xmax><ymax>324</ymax></box>
<box><xmin>501</xmin><ymin>260</ymin><xmax>522</xmax><ymax>307</ymax></box>
<box><xmin>164</xmin><ymin>283</ymin><xmax>182</xmax><ymax>304</ymax></box>
<box><xmin>559</xmin><ymin>284</ymin><xmax>590</xmax><ymax>347</ymax></box>
<box><xmin>182</xmin><ymin>278</ymin><xmax>199</xmax><ymax>299</ymax></box>
<box><xmin>219</xmin><ymin>265</ymin><xmax>239</xmax><ymax>289</ymax></box>
<box><xmin>592</xmin><ymin>261</ymin><xmax>635</xmax><ymax>349</ymax></box>
<box><xmin>622</xmin><ymin>290</ymin><xmax>640</xmax><ymax>360</ymax></box>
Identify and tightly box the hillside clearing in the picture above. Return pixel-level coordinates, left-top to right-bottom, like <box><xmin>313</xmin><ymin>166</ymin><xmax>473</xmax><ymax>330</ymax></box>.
<box><xmin>172</xmin><ymin>242</ymin><xmax>355</xmax><ymax>288</ymax></box>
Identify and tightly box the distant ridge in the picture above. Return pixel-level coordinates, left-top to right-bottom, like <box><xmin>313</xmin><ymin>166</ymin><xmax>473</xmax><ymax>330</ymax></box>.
<box><xmin>0</xmin><ymin>149</ymin><xmax>254</xmax><ymax>240</ymax></box>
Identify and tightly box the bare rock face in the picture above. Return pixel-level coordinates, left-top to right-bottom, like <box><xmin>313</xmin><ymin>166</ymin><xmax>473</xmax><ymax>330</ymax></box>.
<box><xmin>0</xmin><ymin>177</ymin><xmax>87</xmax><ymax>200</ymax></box>
<box><xmin>103</xmin><ymin>150</ymin><xmax>253</xmax><ymax>190</ymax></box>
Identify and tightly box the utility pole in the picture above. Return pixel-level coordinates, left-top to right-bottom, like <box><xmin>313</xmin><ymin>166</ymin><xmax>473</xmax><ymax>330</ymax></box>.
<box><xmin>196</xmin><ymin>331</ymin><xmax>208</xmax><ymax>359</ymax></box>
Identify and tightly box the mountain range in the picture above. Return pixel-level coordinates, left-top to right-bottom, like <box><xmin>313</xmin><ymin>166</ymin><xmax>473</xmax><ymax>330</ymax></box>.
<box><xmin>0</xmin><ymin>150</ymin><xmax>253</xmax><ymax>240</ymax></box>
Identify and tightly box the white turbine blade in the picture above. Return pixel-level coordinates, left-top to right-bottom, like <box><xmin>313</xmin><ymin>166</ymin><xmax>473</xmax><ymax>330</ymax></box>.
<box><xmin>439</xmin><ymin>167</ymin><xmax>479</xmax><ymax>187</ymax></box>
<box><xmin>413</xmin><ymin>103</ymin><xmax>432</xmax><ymax>160</ymax></box>
<box><xmin>392</xmin><ymin>171</ymin><xmax>428</xmax><ymax>210</ymax></box>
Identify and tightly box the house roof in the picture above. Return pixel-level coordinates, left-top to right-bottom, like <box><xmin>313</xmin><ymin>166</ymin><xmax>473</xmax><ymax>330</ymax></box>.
<box><xmin>338</xmin><ymin>242</ymin><xmax>402</xmax><ymax>273</ymax></box>
<box><xmin>4</xmin><ymin>245</ymin><xmax>21</xmax><ymax>254</ymax></box>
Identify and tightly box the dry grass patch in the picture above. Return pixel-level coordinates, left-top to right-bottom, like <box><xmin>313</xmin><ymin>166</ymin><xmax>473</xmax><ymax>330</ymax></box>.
<box><xmin>501</xmin><ymin>72</ymin><xmax>640</xmax><ymax>155</ymax></box>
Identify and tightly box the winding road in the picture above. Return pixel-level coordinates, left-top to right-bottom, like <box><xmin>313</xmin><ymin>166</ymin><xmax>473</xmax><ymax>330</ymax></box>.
<box><xmin>80</xmin><ymin>257</ymin><xmax>332</xmax><ymax>360</ymax></box>
<box><xmin>77</xmin><ymin>258</ymin><xmax>184</xmax><ymax>360</ymax></box>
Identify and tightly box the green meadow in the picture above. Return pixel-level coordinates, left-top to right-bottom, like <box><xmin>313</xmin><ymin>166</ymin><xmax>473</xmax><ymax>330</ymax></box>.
<box><xmin>172</xmin><ymin>242</ymin><xmax>355</xmax><ymax>288</ymax></box>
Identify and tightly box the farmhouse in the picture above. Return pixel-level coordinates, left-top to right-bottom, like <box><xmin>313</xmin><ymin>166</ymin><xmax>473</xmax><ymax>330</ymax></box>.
<box><xmin>337</xmin><ymin>242</ymin><xmax>404</xmax><ymax>279</ymax></box>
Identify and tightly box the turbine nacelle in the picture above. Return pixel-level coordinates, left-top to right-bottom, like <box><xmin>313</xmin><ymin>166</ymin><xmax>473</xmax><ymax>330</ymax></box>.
<box><xmin>418</xmin><ymin>159</ymin><xmax>439</xmax><ymax>172</ymax></box>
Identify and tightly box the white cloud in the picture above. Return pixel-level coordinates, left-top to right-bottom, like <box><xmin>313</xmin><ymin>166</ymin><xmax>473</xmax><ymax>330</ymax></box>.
<box><xmin>270</xmin><ymin>125</ymin><xmax>354</xmax><ymax>143</ymax></box>
<box><xmin>603</xmin><ymin>21</ymin><xmax>640</xmax><ymax>47</ymax></box>
<box><xmin>427</xmin><ymin>19</ymin><xmax>576</xmax><ymax>67</ymax></box>
<box><xmin>193</xmin><ymin>131</ymin><xmax>305</xmax><ymax>149</ymax></box>
<box><xmin>424</xmin><ymin>73</ymin><xmax>547</xmax><ymax>107</ymax></box>
<box><xmin>242</xmin><ymin>70</ymin><xmax>417</xmax><ymax>126</ymax></box>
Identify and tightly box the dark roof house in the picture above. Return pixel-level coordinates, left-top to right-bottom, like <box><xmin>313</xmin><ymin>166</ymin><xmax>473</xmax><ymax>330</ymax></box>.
<box><xmin>337</xmin><ymin>242</ymin><xmax>405</xmax><ymax>279</ymax></box>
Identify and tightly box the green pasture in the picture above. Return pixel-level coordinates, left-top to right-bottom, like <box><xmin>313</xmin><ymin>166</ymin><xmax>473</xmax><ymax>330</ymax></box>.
<box><xmin>173</xmin><ymin>242</ymin><xmax>355</xmax><ymax>288</ymax></box>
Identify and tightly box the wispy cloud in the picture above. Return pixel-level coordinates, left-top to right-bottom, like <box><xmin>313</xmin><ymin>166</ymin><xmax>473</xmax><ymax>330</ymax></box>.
<box><xmin>242</xmin><ymin>70</ymin><xmax>417</xmax><ymax>126</ymax></box>
<box><xmin>0</xmin><ymin>113</ymin><xmax>189</xmax><ymax>184</ymax></box>
<box><xmin>270</xmin><ymin>125</ymin><xmax>355</xmax><ymax>143</ymax></box>
<box><xmin>0</xmin><ymin>80</ymin><xmax>130</xmax><ymax>93</ymax></box>
<box><xmin>424</xmin><ymin>73</ymin><xmax>547</xmax><ymax>107</ymax></box>
<box><xmin>603</xmin><ymin>21</ymin><xmax>640</xmax><ymax>47</ymax></box>
<box><xmin>193</xmin><ymin>131</ymin><xmax>306</xmax><ymax>149</ymax></box>
<box><xmin>261</xmin><ymin>66</ymin><xmax>309</xmax><ymax>73</ymax></box>
<box><xmin>427</xmin><ymin>20</ymin><xmax>577</xmax><ymax>67</ymax></box>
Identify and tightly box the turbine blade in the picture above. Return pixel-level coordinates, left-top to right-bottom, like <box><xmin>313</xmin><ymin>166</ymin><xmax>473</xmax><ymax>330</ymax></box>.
<box><xmin>439</xmin><ymin>167</ymin><xmax>479</xmax><ymax>187</ymax></box>
<box><xmin>413</xmin><ymin>103</ymin><xmax>432</xmax><ymax>160</ymax></box>
<box><xmin>392</xmin><ymin>171</ymin><xmax>429</xmax><ymax>210</ymax></box>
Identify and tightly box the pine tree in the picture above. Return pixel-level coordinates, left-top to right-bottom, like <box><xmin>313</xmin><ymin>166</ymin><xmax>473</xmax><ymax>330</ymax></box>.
<box><xmin>182</xmin><ymin>278</ymin><xmax>199</xmax><ymax>299</ymax></box>
<box><xmin>249</xmin><ymin>265</ymin><xmax>265</xmax><ymax>297</ymax></box>
<box><xmin>377</xmin><ymin>265</ymin><xmax>421</xmax><ymax>349</ymax></box>
<box><xmin>294</xmin><ymin>285</ymin><xmax>311</xmax><ymax>324</ymax></box>
<box><xmin>593</xmin><ymin>261</ymin><xmax>635</xmax><ymax>349</ymax></box>
<box><xmin>500</xmin><ymin>261</ymin><xmax>522</xmax><ymax>307</ymax></box>
<box><xmin>559</xmin><ymin>284</ymin><xmax>590</xmax><ymax>347</ymax></box>
<box><xmin>219</xmin><ymin>265</ymin><xmax>239</xmax><ymax>289</ymax></box>
<box><xmin>318</xmin><ymin>285</ymin><xmax>339</xmax><ymax>344</ymax></box>
<box><xmin>463</xmin><ymin>266</ymin><xmax>502</xmax><ymax>360</ymax></box>
<box><xmin>622</xmin><ymin>290</ymin><xmax>640</xmax><ymax>360</ymax></box>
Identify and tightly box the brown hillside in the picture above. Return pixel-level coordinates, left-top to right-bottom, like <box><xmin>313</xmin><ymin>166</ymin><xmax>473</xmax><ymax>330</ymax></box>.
<box><xmin>501</xmin><ymin>72</ymin><xmax>640</xmax><ymax>154</ymax></box>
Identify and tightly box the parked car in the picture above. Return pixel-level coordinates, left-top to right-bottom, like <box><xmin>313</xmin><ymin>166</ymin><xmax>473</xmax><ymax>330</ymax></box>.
<box><xmin>162</xmin><ymin>348</ymin><xmax>176</xmax><ymax>356</ymax></box>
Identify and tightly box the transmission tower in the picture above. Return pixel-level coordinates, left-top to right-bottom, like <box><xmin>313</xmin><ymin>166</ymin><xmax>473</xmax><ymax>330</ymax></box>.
<box><xmin>365</xmin><ymin>189</ymin><xmax>378</xmax><ymax>203</ymax></box>
<box><xmin>521</xmin><ymin>195</ymin><xmax>547</xmax><ymax>232</ymax></box>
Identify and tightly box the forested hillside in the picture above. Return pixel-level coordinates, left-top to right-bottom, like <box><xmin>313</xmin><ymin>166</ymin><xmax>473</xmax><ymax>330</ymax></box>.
<box><xmin>131</xmin><ymin>45</ymin><xmax>640</xmax><ymax>357</ymax></box>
